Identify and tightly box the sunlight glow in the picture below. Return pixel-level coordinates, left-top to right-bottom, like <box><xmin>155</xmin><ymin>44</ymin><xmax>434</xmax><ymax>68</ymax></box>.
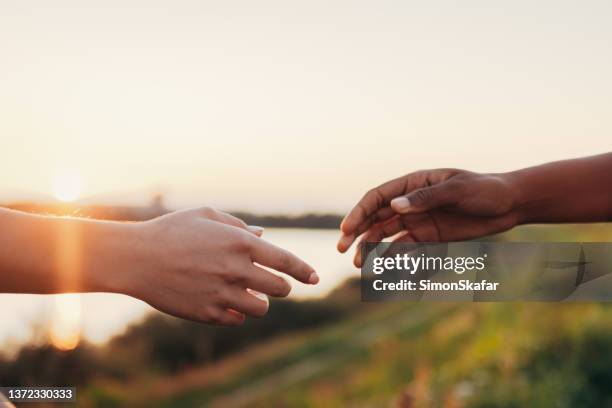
<box><xmin>50</xmin><ymin>214</ymin><xmax>83</xmax><ymax>351</ymax></box>
<box><xmin>50</xmin><ymin>294</ymin><xmax>82</xmax><ymax>351</ymax></box>
<box><xmin>52</xmin><ymin>170</ymin><xmax>83</xmax><ymax>202</ymax></box>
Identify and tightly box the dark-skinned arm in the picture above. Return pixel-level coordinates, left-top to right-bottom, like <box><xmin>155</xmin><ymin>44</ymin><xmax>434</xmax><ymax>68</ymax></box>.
<box><xmin>338</xmin><ymin>153</ymin><xmax>612</xmax><ymax>267</ymax></box>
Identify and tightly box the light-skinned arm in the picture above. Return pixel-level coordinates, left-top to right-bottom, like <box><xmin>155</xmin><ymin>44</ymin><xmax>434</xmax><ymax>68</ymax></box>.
<box><xmin>0</xmin><ymin>207</ymin><xmax>319</xmax><ymax>326</ymax></box>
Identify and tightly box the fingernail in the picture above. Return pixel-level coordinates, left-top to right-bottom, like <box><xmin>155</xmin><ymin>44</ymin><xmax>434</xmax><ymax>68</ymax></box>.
<box><xmin>337</xmin><ymin>234</ymin><xmax>355</xmax><ymax>252</ymax></box>
<box><xmin>391</xmin><ymin>197</ymin><xmax>411</xmax><ymax>212</ymax></box>
<box><xmin>247</xmin><ymin>288</ymin><xmax>269</xmax><ymax>304</ymax></box>
<box><xmin>308</xmin><ymin>272</ymin><xmax>320</xmax><ymax>284</ymax></box>
<box><xmin>248</xmin><ymin>225</ymin><xmax>264</xmax><ymax>236</ymax></box>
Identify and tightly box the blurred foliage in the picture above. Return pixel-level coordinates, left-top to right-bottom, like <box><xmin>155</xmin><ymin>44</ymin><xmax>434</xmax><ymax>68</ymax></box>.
<box><xmin>0</xmin><ymin>279</ymin><xmax>362</xmax><ymax>388</ymax></box>
<box><xmin>107</xmin><ymin>294</ymin><xmax>355</xmax><ymax>374</ymax></box>
<box><xmin>0</xmin><ymin>343</ymin><xmax>101</xmax><ymax>387</ymax></box>
<box><xmin>468</xmin><ymin>311</ymin><xmax>612</xmax><ymax>408</ymax></box>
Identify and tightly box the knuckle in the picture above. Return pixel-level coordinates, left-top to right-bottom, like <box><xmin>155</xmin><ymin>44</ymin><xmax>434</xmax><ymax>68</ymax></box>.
<box><xmin>225</xmin><ymin>269</ymin><xmax>248</xmax><ymax>285</ymax></box>
<box><xmin>274</xmin><ymin>278</ymin><xmax>292</xmax><ymax>297</ymax></box>
<box><xmin>233</xmin><ymin>232</ymin><xmax>253</xmax><ymax>252</ymax></box>
<box><xmin>446</xmin><ymin>180</ymin><xmax>465</xmax><ymax>194</ymax></box>
<box><xmin>267</xmin><ymin>276</ymin><xmax>290</xmax><ymax>297</ymax></box>
<box><xmin>408</xmin><ymin>169</ymin><xmax>428</xmax><ymax>179</ymax></box>
<box><xmin>213</xmin><ymin>287</ymin><xmax>232</xmax><ymax>305</ymax></box>
<box><xmin>278</xmin><ymin>250</ymin><xmax>292</xmax><ymax>269</ymax></box>
<box><xmin>444</xmin><ymin>168</ymin><xmax>465</xmax><ymax>176</ymax></box>
<box><xmin>200</xmin><ymin>206</ymin><xmax>217</xmax><ymax>218</ymax></box>
<box><xmin>413</xmin><ymin>188</ymin><xmax>434</xmax><ymax>205</ymax></box>
<box><xmin>203</xmin><ymin>307</ymin><xmax>221</xmax><ymax>324</ymax></box>
<box><xmin>364</xmin><ymin>187</ymin><xmax>383</xmax><ymax>205</ymax></box>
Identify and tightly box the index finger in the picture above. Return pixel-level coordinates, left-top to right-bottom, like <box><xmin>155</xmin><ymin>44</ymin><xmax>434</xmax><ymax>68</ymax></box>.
<box><xmin>249</xmin><ymin>238</ymin><xmax>318</xmax><ymax>284</ymax></box>
<box><xmin>339</xmin><ymin>175</ymin><xmax>421</xmax><ymax>252</ymax></box>
<box><xmin>340</xmin><ymin>177</ymin><xmax>411</xmax><ymax>236</ymax></box>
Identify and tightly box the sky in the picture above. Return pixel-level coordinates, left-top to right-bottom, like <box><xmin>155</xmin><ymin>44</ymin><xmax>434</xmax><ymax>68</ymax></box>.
<box><xmin>1</xmin><ymin>0</ymin><xmax>611</xmax><ymax>213</ymax></box>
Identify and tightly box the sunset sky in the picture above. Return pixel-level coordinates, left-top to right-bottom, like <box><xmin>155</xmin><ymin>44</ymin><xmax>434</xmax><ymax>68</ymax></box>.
<box><xmin>1</xmin><ymin>0</ymin><xmax>611</xmax><ymax>213</ymax></box>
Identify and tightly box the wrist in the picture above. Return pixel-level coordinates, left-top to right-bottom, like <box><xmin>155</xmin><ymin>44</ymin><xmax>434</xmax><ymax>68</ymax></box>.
<box><xmin>81</xmin><ymin>219</ymin><xmax>150</xmax><ymax>295</ymax></box>
<box><xmin>500</xmin><ymin>170</ymin><xmax>529</xmax><ymax>225</ymax></box>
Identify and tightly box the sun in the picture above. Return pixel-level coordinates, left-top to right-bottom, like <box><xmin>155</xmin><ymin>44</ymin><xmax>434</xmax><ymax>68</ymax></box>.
<box><xmin>52</xmin><ymin>170</ymin><xmax>83</xmax><ymax>202</ymax></box>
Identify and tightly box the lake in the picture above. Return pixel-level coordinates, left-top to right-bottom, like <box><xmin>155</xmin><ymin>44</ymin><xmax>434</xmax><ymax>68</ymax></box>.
<box><xmin>0</xmin><ymin>229</ymin><xmax>357</xmax><ymax>348</ymax></box>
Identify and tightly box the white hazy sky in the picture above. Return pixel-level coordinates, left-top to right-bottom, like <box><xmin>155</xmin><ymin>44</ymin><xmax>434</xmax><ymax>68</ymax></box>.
<box><xmin>1</xmin><ymin>0</ymin><xmax>611</xmax><ymax>213</ymax></box>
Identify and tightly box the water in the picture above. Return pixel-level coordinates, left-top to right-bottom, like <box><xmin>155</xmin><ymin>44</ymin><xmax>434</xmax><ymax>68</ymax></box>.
<box><xmin>0</xmin><ymin>229</ymin><xmax>357</xmax><ymax>347</ymax></box>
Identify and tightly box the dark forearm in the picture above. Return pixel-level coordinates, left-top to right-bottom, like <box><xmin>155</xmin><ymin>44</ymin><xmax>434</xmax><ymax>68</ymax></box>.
<box><xmin>0</xmin><ymin>208</ymin><xmax>140</xmax><ymax>294</ymax></box>
<box><xmin>508</xmin><ymin>153</ymin><xmax>612</xmax><ymax>224</ymax></box>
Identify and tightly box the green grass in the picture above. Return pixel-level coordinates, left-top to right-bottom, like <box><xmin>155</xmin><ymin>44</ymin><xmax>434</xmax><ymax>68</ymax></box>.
<box><xmin>148</xmin><ymin>303</ymin><xmax>458</xmax><ymax>407</ymax></box>
<box><xmin>139</xmin><ymin>302</ymin><xmax>612</xmax><ymax>408</ymax></box>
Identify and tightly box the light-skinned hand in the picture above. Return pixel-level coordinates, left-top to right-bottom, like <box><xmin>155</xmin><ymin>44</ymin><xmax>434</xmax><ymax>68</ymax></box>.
<box><xmin>108</xmin><ymin>207</ymin><xmax>319</xmax><ymax>326</ymax></box>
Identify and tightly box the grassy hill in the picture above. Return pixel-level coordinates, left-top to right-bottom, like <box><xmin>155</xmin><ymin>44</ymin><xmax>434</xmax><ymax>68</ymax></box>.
<box><xmin>76</xmin><ymin>300</ymin><xmax>612</xmax><ymax>408</ymax></box>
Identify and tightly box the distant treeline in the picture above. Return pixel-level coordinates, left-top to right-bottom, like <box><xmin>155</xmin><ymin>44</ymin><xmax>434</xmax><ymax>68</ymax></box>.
<box><xmin>231</xmin><ymin>212</ymin><xmax>341</xmax><ymax>229</ymax></box>
<box><xmin>2</xmin><ymin>201</ymin><xmax>343</xmax><ymax>229</ymax></box>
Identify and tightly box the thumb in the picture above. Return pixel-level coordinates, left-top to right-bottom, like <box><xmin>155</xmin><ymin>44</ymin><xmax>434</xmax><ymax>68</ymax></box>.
<box><xmin>390</xmin><ymin>183</ymin><xmax>458</xmax><ymax>214</ymax></box>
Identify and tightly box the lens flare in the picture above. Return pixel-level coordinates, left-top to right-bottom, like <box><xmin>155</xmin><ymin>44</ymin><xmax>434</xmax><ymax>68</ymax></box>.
<box><xmin>52</xmin><ymin>170</ymin><xmax>83</xmax><ymax>202</ymax></box>
<box><xmin>50</xmin><ymin>213</ymin><xmax>83</xmax><ymax>351</ymax></box>
<box><xmin>50</xmin><ymin>294</ymin><xmax>81</xmax><ymax>351</ymax></box>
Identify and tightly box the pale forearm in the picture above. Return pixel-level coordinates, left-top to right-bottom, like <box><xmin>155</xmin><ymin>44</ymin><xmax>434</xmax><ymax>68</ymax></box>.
<box><xmin>0</xmin><ymin>208</ymin><xmax>140</xmax><ymax>294</ymax></box>
<box><xmin>0</xmin><ymin>206</ymin><xmax>316</xmax><ymax>325</ymax></box>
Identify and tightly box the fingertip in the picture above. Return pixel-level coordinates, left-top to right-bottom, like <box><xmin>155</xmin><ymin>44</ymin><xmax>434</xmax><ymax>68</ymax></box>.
<box><xmin>355</xmin><ymin>240</ymin><xmax>367</xmax><ymax>268</ymax></box>
<box><xmin>304</xmin><ymin>262</ymin><xmax>318</xmax><ymax>284</ymax></box>
<box><xmin>308</xmin><ymin>272</ymin><xmax>320</xmax><ymax>285</ymax></box>
<box><xmin>297</xmin><ymin>261</ymin><xmax>317</xmax><ymax>284</ymax></box>
<box><xmin>353</xmin><ymin>252</ymin><xmax>361</xmax><ymax>268</ymax></box>
<box><xmin>337</xmin><ymin>233</ymin><xmax>355</xmax><ymax>253</ymax></box>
